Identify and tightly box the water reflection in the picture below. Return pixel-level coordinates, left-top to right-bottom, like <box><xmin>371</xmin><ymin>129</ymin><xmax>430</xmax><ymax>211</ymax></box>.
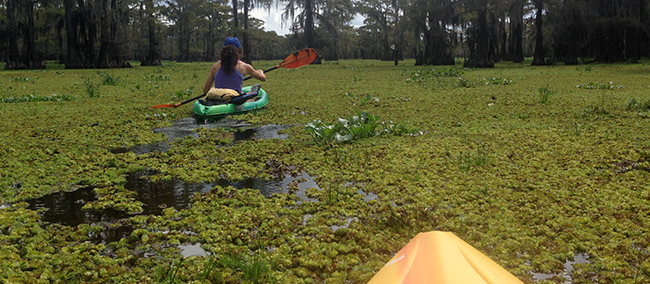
<box><xmin>357</xmin><ymin>189</ymin><xmax>378</xmax><ymax>201</ymax></box>
<box><xmin>233</xmin><ymin>124</ymin><xmax>291</xmax><ymax>141</ymax></box>
<box><xmin>330</xmin><ymin>217</ymin><xmax>359</xmax><ymax>232</ymax></box>
<box><xmin>26</xmin><ymin>172</ymin><xmax>320</xmax><ymax>236</ymax></box>
<box><xmin>88</xmin><ymin>223</ymin><xmax>135</xmax><ymax>245</ymax></box>
<box><xmin>532</xmin><ymin>253</ymin><xmax>590</xmax><ymax>283</ymax></box>
<box><xmin>126</xmin><ymin>171</ymin><xmax>214</xmax><ymax>216</ymax></box>
<box><xmin>215</xmin><ymin>172</ymin><xmax>318</xmax><ymax>201</ymax></box>
<box><xmin>111</xmin><ymin>118</ymin><xmax>292</xmax><ymax>154</ymax></box>
<box><xmin>27</xmin><ymin>187</ymin><xmax>133</xmax><ymax>244</ymax></box>
<box><xmin>179</xmin><ymin>242</ymin><xmax>208</xmax><ymax>258</ymax></box>
<box><xmin>27</xmin><ymin>187</ymin><xmax>129</xmax><ymax>227</ymax></box>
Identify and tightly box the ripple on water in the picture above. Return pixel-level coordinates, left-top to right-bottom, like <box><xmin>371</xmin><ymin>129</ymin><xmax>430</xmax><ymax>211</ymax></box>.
<box><xmin>110</xmin><ymin>118</ymin><xmax>293</xmax><ymax>154</ymax></box>
<box><xmin>26</xmin><ymin>187</ymin><xmax>129</xmax><ymax>227</ymax></box>
<box><xmin>178</xmin><ymin>242</ymin><xmax>208</xmax><ymax>258</ymax></box>
<box><xmin>330</xmin><ymin>217</ymin><xmax>359</xmax><ymax>232</ymax></box>
<box><xmin>532</xmin><ymin>253</ymin><xmax>590</xmax><ymax>283</ymax></box>
<box><xmin>24</xmin><ymin>171</ymin><xmax>321</xmax><ymax>244</ymax></box>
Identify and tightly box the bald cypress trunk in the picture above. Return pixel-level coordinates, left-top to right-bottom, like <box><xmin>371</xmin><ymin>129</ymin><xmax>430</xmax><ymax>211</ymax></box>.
<box><xmin>417</xmin><ymin>25</ymin><xmax>454</xmax><ymax>66</ymax></box>
<box><xmin>24</xmin><ymin>0</ymin><xmax>44</xmax><ymax>69</ymax></box>
<box><xmin>232</xmin><ymin>0</ymin><xmax>238</xmax><ymax>35</ymax></box>
<box><xmin>98</xmin><ymin>0</ymin><xmax>111</xmax><ymax>68</ymax></box>
<box><xmin>507</xmin><ymin>0</ymin><xmax>524</xmax><ymax>63</ymax></box>
<box><xmin>64</xmin><ymin>0</ymin><xmax>83</xmax><ymax>68</ymax></box>
<box><xmin>242</xmin><ymin>0</ymin><xmax>251</xmax><ymax>64</ymax></box>
<box><xmin>141</xmin><ymin>0</ymin><xmax>162</xmax><ymax>66</ymax></box>
<box><xmin>304</xmin><ymin>0</ymin><xmax>314</xmax><ymax>47</ymax></box>
<box><xmin>531</xmin><ymin>0</ymin><xmax>546</xmax><ymax>66</ymax></box>
<box><xmin>464</xmin><ymin>9</ymin><xmax>494</xmax><ymax>68</ymax></box>
<box><xmin>5</xmin><ymin>0</ymin><xmax>26</xmax><ymax>70</ymax></box>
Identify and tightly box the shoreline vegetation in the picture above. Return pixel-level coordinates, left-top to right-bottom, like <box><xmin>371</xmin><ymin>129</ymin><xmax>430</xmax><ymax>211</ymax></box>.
<box><xmin>2</xmin><ymin>59</ymin><xmax>650</xmax><ymax>283</ymax></box>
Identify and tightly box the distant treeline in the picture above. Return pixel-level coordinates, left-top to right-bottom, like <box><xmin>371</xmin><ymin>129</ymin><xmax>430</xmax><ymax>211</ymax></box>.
<box><xmin>1</xmin><ymin>0</ymin><xmax>649</xmax><ymax>69</ymax></box>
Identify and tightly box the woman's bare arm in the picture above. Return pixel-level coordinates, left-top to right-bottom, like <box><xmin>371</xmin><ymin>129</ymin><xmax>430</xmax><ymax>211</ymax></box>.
<box><xmin>242</xmin><ymin>62</ymin><xmax>266</xmax><ymax>81</ymax></box>
<box><xmin>203</xmin><ymin>62</ymin><xmax>221</xmax><ymax>94</ymax></box>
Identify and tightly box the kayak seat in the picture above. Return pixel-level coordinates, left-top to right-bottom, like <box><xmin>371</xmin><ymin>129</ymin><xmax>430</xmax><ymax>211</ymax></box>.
<box><xmin>200</xmin><ymin>85</ymin><xmax>261</xmax><ymax>105</ymax></box>
<box><xmin>230</xmin><ymin>91</ymin><xmax>259</xmax><ymax>104</ymax></box>
<box><xmin>200</xmin><ymin>99</ymin><xmax>228</xmax><ymax>106</ymax></box>
<box><xmin>231</xmin><ymin>84</ymin><xmax>262</xmax><ymax>104</ymax></box>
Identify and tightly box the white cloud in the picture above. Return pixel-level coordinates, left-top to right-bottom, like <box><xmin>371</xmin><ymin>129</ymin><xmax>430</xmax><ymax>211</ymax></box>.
<box><xmin>250</xmin><ymin>8</ymin><xmax>291</xmax><ymax>36</ymax></box>
<box><xmin>249</xmin><ymin>9</ymin><xmax>366</xmax><ymax>36</ymax></box>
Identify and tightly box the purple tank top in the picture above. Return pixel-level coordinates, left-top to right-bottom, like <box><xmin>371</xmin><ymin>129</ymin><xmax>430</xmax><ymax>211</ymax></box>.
<box><xmin>214</xmin><ymin>66</ymin><xmax>244</xmax><ymax>94</ymax></box>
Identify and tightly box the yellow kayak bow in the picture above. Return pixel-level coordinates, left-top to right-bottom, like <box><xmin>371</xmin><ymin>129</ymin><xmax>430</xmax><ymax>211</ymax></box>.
<box><xmin>368</xmin><ymin>231</ymin><xmax>524</xmax><ymax>284</ymax></box>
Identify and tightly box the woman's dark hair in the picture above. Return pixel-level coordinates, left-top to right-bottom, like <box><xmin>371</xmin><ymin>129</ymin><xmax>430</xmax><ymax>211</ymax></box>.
<box><xmin>220</xmin><ymin>45</ymin><xmax>241</xmax><ymax>75</ymax></box>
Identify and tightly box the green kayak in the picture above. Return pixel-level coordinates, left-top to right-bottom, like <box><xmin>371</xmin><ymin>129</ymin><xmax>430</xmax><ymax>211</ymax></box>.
<box><xmin>193</xmin><ymin>86</ymin><xmax>268</xmax><ymax>119</ymax></box>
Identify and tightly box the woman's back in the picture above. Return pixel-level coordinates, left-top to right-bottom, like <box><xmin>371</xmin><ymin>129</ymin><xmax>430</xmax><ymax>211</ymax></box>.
<box><xmin>214</xmin><ymin>63</ymin><xmax>244</xmax><ymax>93</ymax></box>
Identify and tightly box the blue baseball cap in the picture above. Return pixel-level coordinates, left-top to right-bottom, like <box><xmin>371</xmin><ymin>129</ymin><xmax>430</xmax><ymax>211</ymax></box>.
<box><xmin>224</xmin><ymin>37</ymin><xmax>241</xmax><ymax>49</ymax></box>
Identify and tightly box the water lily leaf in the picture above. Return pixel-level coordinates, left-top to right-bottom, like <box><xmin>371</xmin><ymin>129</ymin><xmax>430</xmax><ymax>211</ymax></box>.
<box><xmin>335</xmin><ymin>132</ymin><xmax>353</xmax><ymax>142</ymax></box>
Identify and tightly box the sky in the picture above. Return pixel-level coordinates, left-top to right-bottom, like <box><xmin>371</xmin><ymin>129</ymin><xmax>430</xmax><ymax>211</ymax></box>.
<box><xmin>250</xmin><ymin>8</ymin><xmax>365</xmax><ymax>37</ymax></box>
<box><xmin>250</xmin><ymin>8</ymin><xmax>291</xmax><ymax>36</ymax></box>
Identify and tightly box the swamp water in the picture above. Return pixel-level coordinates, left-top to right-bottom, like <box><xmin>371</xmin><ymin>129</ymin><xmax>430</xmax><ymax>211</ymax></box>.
<box><xmin>25</xmin><ymin>118</ymin><xmax>372</xmax><ymax>255</ymax></box>
<box><xmin>26</xmin><ymin>118</ymin><xmax>302</xmax><ymax>243</ymax></box>
<box><xmin>27</xmin><ymin>171</ymin><xmax>323</xmax><ymax>244</ymax></box>
<box><xmin>532</xmin><ymin>253</ymin><xmax>590</xmax><ymax>283</ymax></box>
<box><xmin>111</xmin><ymin>118</ymin><xmax>291</xmax><ymax>154</ymax></box>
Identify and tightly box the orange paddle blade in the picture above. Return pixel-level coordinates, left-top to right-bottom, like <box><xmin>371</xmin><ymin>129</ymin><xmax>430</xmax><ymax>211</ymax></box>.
<box><xmin>278</xmin><ymin>48</ymin><xmax>317</xmax><ymax>69</ymax></box>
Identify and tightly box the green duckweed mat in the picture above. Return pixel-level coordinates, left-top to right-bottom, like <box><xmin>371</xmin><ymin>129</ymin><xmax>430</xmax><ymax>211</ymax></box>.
<box><xmin>1</xmin><ymin>59</ymin><xmax>650</xmax><ymax>283</ymax></box>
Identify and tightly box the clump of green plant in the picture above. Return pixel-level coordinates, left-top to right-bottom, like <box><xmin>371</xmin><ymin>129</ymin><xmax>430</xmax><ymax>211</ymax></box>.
<box><xmin>305</xmin><ymin>110</ymin><xmax>420</xmax><ymax>146</ymax></box>
<box><xmin>580</xmin><ymin>105</ymin><xmax>610</xmax><ymax>117</ymax></box>
<box><xmin>458</xmin><ymin>77</ymin><xmax>515</xmax><ymax>87</ymax></box>
<box><xmin>457</xmin><ymin>78</ymin><xmax>473</xmax><ymax>87</ymax></box>
<box><xmin>579</xmin><ymin>65</ymin><xmax>594</xmax><ymax>71</ymax></box>
<box><xmin>576</xmin><ymin>81</ymin><xmax>623</xmax><ymax>90</ymax></box>
<box><xmin>7</xmin><ymin>76</ymin><xmax>37</xmax><ymax>83</ymax></box>
<box><xmin>169</xmin><ymin>87</ymin><xmax>194</xmax><ymax>100</ymax></box>
<box><xmin>145</xmin><ymin>74</ymin><xmax>171</xmax><ymax>81</ymax></box>
<box><xmin>344</xmin><ymin>93</ymin><xmax>378</xmax><ymax>106</ymax></box>
<box><xmin>180</xmin><ymin>247</ymin><xmax>275</xmax><ymax>284</ymax></box>
<box><xmin>157</xmin><ymin>258</ymin><xmax>186</xmax><ymax>284</ymax></box>
<box><xmin>457</xmin><ymin>143</ymin><xmax>489</xmax><ymax>171</ymax></box>
<box><xmin>406</xmin><ymin>67</ymin><xmax>464</xmax><ymax>83</ymax></box>
<box><xmin>145</xmin><ymin>112</ymin><xmax>178</xmax><ymax>120</ymax></box>
<box><xmin>340</xmin><ymin>65</ymin><xmax>372</xmax><ymax>71</ymax></box>
<box><xmin>538</xmin><ymin>86</ymin><xmax>555</xmax><ymax>104</ymax></box>
<box><xmin>220</xmin><ymin>248</ymin><xmax>275</xmax><ymax>284</ymax></box>
<box><xmin>481</xmin><ymin>77</ymin><xmax>515</xmax><ymax>85</ymax></box>
<box><xmin>85</xmin><ymin>78</ymin><xmax>100</xmax><ymax>98</ymax></box>
<box><xmin>626</xmin><ymin>99</ymin><xmax>650</xmax><ymax>111</ymax></box>
<box><xmin>1</xmin><ymin>93</ymin><xmax>75</xmax><ymax>103</ymax></box>
<box><xmin>99</xmin><ymin>72</ymin><xmax>120</xmax><ymax>85</ymax></box>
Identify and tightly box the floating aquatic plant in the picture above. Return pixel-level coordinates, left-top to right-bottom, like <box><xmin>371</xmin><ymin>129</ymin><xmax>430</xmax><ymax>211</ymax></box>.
<box><xmin>576</xmin><ymin>81</ymin><xmax>624</xmax><ymax>89</ymax></box>
<box><xmin>85</xmin><ymin>78</ymin><xmax>100</xmax><ymax>98</ymax></box>
<box><xmin>458</xmin><ymin>77</ymin><xmax>515</xmax><ymax>87</ymax></box>
<box><xmin>538</xmin><ymin>86</ymin><xmax>555</xmax><ymax>104</ymax></box>
<box><xmin>344</xmin><ymin>93</ymin><xmax>378</xmax><ymax>106</ymax></box>
<box><xmin>626</xmin><ymin>99</ymin><xmax>650</xmax><ymax>111</ymax></box>
<box><xmin>169</xmin><ymin>87</ymin><xmax>194</xmax><ymax>101</ymax></box>
<box><xmin>99</xmin><ymin>72</ymin><xmax>121</xmax><ymax>86</ymax></box>
<box><xmin>305</xmin><ymin>110</ymin><xmax>420</xmax><ymax>146</ymax></box>
<box><xmin>1</xmin><ymin>93</ymin><xmax>75</xmax><ymax>103</ymax></box>
<box><xmin>3</xmin><ymin>59</ymin><xmax>650</xmax><ymax>283</ymax></box>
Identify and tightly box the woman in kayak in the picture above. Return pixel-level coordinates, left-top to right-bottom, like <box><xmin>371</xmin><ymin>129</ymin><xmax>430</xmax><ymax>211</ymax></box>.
<box><xmin>202</xmin><ymin>37</ymin><xmax>266</xmax><ymax>101</ymax></box>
